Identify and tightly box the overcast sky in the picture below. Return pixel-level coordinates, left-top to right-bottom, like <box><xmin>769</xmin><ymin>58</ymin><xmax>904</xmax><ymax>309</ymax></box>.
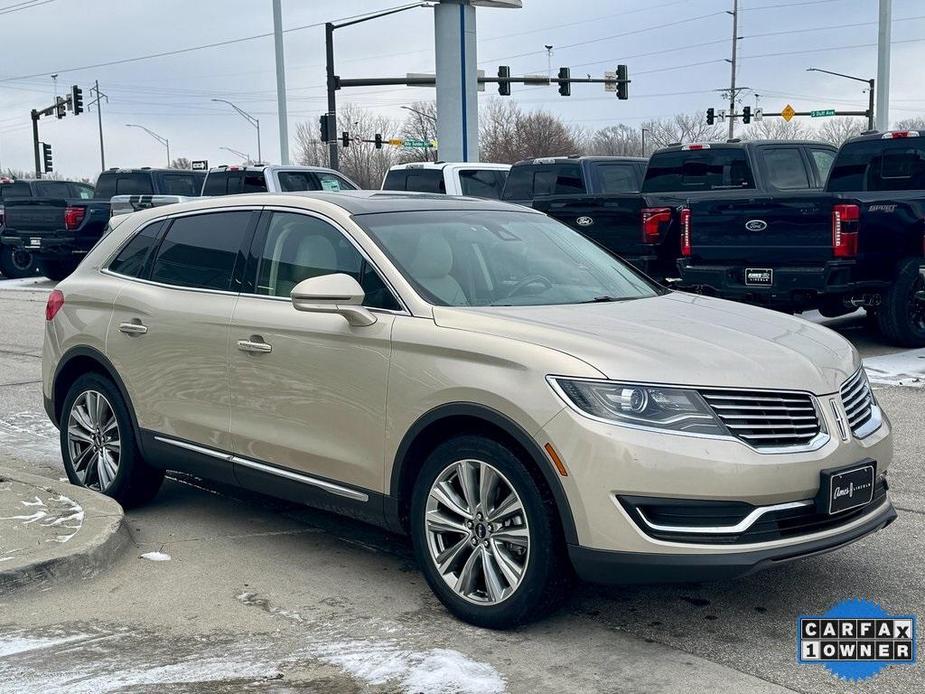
<box><xmin>1</xmin><ymin>0</ymin><xmax>923</xmax><ymax>179</ymax></box>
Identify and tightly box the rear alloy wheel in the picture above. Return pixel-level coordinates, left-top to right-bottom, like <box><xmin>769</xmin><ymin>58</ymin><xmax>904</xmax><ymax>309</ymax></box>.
<box><xmin>878</xmin><ymin>257</ymin><xmax>925</xmax><ymax>347</ymax></box>
<box><xmin>0</xmin><ymin>246</ymin><xmax>38</xmax><ymax>279</ymax></box>
<box><xmin>60</xmin><ymin>373</ymin><xmax>164</xmax><ymax>507</ymax></box>
<box><xmin>411</xmin><ymin>435</ymin><xmax>569</xmax><ymax>628</ymax></box>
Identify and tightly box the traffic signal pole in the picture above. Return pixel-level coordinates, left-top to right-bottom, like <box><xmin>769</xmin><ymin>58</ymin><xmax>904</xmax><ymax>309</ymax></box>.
<box><xmin>31</xmin><ymin>110</ymin><xmax>41</xmax><ymax>178</ymax></box>
<box><xmin>325</xmin><ymin>21</ymin><xmax>338</xmax><ymax>171</ymax></box>
<box><xmin>727</xmin><ymin>0</ymin><xmax>739</xmax><ymax>140</ymax></box>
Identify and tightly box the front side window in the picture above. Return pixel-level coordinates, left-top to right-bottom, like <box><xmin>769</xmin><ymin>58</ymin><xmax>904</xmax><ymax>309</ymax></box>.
<box><xmin>149</xmin><ymin>211</ymin><xmax>252</xmax><ymax>291</ymax></box>
<box><xmin>357</xmin><ymin>210</ymin><xmax>662</xmax><ymax>307</ymax></box>
<box><xmin>316</xmin><ymin>172</ymin><xmax>355</xmax><ymax>191</ymax></box>
<box><xmin>253</xmin><ymin>212</ymin><xmax>398</xmax><ymax>310</ymax></box>
<box><xmin>108</xmin><ymin>221</ymin><xmax>164</xmax><ymax>278</ymax></box>
<box><xmin>763</xmin><ymin>148</ymin><xmax>811</xmax><ymax>190</ymax></box>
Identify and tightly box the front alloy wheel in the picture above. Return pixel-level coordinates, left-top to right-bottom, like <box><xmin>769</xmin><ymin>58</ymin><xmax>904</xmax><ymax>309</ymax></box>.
<box><xmin>425</xmin><ymin>459</ymin><xmax>530</xmax><ymax>605</ymax></box>
<box><xmin>66</xmin><ymin>390</ymin><xmax>121</xmax><ymax>491</ymax></box>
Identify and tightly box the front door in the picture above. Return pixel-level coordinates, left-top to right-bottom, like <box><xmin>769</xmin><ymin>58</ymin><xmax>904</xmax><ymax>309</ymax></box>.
<box><xmin>228</xmin><ymin>210</ymin><xmax>400</xmax><ymax>499</ymax></box>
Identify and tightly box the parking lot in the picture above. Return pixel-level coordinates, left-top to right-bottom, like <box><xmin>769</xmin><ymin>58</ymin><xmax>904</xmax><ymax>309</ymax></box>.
<box><xmin>0</xmin><ymin>277</ymin><xmax>921</xmax><ymax>694</ymax></box>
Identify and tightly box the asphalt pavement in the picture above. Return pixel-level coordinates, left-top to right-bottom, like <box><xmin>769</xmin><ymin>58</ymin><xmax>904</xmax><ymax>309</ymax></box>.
<box><xmin>0</xmin><ymin>278</ymin><xmax>922</xmax><ymax>694</ymax></box>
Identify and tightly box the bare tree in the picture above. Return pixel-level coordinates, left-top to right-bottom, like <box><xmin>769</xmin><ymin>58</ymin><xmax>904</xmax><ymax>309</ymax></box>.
<box><xmin>294</xmin><ymin>121</ymin><xmax>329</xmax><ymax>168</ymax></box>
<box><xmin>741</xmin><ymin>118</ymin><xmax>811</xmax><ymax>140</ymax></box>
<box><xmin>893</xmin><ymin>116</ymin><xmax>925</xmax><ymax>131</ymax></box>
<box><xmin>170</xmin><ymin>157</ymin><xmax>192</xmax><ymax>170</ymax></box>
<box><xmin>587</xmin><ymin>124</ymin><xmax>642</xmax><ymax>156</ymax></box>
<box><xmin>641</xmin><ymin>113</ymin><xmax>725</xmax><ymax>147</ymax></box>
<box><xmin>398</xmin><ymin>101</ymin><xmax>437</xmax><ymax>163</ymax></box>
<box><xmin>816</xmin><ymin>117</ymin><xmax>867</xmax><ymax>145</ymax></box>
<box><xmin>479</xmin><ymin>100</ymin><xmax>582</xmax><ymax>163</ymax></box>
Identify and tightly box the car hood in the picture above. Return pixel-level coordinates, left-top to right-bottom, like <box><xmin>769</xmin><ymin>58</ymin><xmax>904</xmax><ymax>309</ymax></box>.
<box><xmin>432</xmin><ymin>292</ymin><xmax>859</xmax><ymax>394</ymax></box>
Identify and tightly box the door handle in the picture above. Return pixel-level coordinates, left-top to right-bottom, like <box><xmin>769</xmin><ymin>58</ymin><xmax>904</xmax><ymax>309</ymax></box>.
<box><xmin>119</xmin><ymin>321</ymin><xmax>147</xmax><ymax>336</ymax></box>
<box><xmin>237</xmin><ymin>338</ymin><xmax>272</xmax><ymax>354</ymax></box>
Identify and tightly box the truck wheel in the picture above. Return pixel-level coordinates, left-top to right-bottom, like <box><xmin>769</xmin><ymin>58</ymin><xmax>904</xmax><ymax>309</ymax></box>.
<box><xmin>0</xmin><ymin>246</ymin><xmax>39</xmax><ymax>279</ymax></box>
<box><xmin>41</xmin><ymin>258</ymin><xmax>79</xmax><ymax>282</ymax></box>
<box><xmin>878</xmin><ymin>257</ymin><xmax>925</xmax><ymax>347</ymax></box>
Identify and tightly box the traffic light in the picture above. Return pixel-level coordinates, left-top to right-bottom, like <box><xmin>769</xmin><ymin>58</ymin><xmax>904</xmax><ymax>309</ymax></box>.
<box><xmin>42</xmin><ymin>143</ymin><xmax>53</xmax><ymax>173</ymax></box>
<box><xmin>706</xmin><ymin>107</ymin><xmax>715</xmax><ymax>125</ymax></box>
<box><xmin>742</xmin><ymin>105</ymin><xmax>752</xmax><ymax>124</ymax></box>
<box><xmin>374</xmin><ymin>133</ymin><xmax>383</xmax><ymax>149</ymax></box>
<box><xmin>70</xmin><ymin>85</ymin><xmax>83</xmax><ymax>115</ymax></box>
<box><xmin>616</xmin><ymin>64</ymin><xmax>628</xmax><ymax>100</ymax></box>
<box><xmin>497</xmin><ymin>65</ymin><xmax>511</xmax><ymax>96</ymax></box>
<box><xmin>341</xmin><ymin>131</ymin><xmax>350</xmax><ymax>148</ymax></box>
<box><xmin>557</xmin><ymin>67</ymin><xmax>571</xmax><ymax>97</ymax></box>
<box><xmin>319</xmin><ymin>114</ymin><xmax>332</xmax><ymax>142</ymax></box>
<box><xmin>55</xmin><ymin>96</ymin><xmax>66</xmax><ymax>119</ymax></box>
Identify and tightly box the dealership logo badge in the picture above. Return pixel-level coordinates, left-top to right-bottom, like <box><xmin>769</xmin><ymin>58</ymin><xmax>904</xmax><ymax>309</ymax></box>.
<box><xmin>576</xmin><ymin>216</ymin><xmax>594</xmax><ymax>227</ymax></box>
<box><xmin>745</xmin><ymin>219</ymin><xmax>768</xmax><ymax>231</ymax></box>
<box><xmin>797</xmin><ymin>598</ymin><xmax>916</xmax><ymax>681</ymax></box>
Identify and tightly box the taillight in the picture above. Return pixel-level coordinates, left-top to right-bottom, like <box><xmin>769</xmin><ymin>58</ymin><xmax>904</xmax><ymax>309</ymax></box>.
<box><xmin>45</xmin><ymin>289</ymin><xmax>64</xmax><ymax>321</ymax></box>
<box><xmin>681</xmin><ymin>143</ymin><xmax>710</xmax><ymax>151</ymax></box>
<box><xmin>832</xmin><ymin>203</ymin><xmax>860</xmax><ymax>258</ymax></box>
<box><xmin>64</xmin><ymin>206</ymin><xmax>85</xmax><ymax>230</ymax></box>
<box><xmin>641</xmin><ymin>207</ymin><xmax>672</xmax><ymax>244</ymax></box>
<box><xmin>680</xmin><ymin>208</ymin><xmax>692</xmax><ymax>257</ymax></box>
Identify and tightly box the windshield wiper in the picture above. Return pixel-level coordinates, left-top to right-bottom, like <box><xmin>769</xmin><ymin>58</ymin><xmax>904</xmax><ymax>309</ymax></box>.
<box><xmin>580</xmin><ymin>295</ymin><xmax>627</xmax><ymax>303</ymax></box>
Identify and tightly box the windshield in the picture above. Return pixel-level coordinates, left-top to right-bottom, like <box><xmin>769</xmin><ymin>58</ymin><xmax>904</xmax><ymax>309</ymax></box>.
<box><xmin>356</xmin><ymin>210</ymin><xmax>662</xmax><ymax>307</ymax></box>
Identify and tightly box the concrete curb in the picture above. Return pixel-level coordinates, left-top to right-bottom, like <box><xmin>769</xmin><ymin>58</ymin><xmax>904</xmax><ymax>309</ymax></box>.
<box><xmin>0</xmin><ymin>467</ymin><xmax>129</xmax><ymax>593</ymax></box>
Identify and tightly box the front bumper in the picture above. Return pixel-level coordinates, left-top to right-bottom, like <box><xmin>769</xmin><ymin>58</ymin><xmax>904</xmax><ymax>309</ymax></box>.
<box><xmin>675</xmin><ymin>259</ymin><xmax>887</xmax><ymax>309</ymax></box>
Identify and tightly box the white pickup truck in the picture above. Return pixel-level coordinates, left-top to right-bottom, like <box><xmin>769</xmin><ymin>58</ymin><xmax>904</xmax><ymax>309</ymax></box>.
<box><xmin>382</xmin><ymin>162</ymin><xmax>510</xmax><ymax>198</ymax></box>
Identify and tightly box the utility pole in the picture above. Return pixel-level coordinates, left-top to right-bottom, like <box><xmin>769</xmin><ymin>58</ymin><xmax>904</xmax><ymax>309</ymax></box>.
<box><xmin>325</xmin><ymin>21</ymin><xmax>338</xmax><ymax>171</ymax></box>
<box><xmin>726</xmin><ymin>0</ymin><xmax>739</xmax><ymax>139</ymax></box>
<box><xmin>272</xmin><ymin>0</ymin><xmax>290</xmax><ymax>165</ymax></box>
<box><xmin>90</xmin><ymin>80</ymin><xmax>108</xmax><ymax>170</ymax></box>
<box><xmin>876</xmin><ymin>0</ymin><xmax>891</xmax><ymax>130</ymax></box>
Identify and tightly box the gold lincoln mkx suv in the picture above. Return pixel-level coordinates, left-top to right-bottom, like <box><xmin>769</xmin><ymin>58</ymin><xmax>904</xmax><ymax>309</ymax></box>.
<box><xmin>42</xmin><ymin>191</ymin><xmax>895</xmax><ymax>627</ymax></box>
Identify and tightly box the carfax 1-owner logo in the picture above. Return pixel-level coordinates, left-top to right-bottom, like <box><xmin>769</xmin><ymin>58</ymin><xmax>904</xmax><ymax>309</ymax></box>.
<box><xmin>797</xmin><ymin>598</ymin><xmax>917</xmax><ymax>681</ymax></box>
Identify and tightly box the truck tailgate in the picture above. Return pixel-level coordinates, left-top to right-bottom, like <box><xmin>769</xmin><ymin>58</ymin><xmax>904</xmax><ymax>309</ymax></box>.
<box><xmin>2</xmin><ymin>198</ymin><xmax>67</xmax><ymax>232</ymax></box>
<box><xmin>532</xmin><ymin>194</ymin><xmax>647</xmax><ymax>256</ymax></box>
<box><xmin>687</xmin><ymin>193</ymin><xmax>836</xmax><ymax>264</ymax></box>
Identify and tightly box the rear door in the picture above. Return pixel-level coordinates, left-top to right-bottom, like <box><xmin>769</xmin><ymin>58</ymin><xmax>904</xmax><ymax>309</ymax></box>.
<box><xmin>106</xmin><ymin>209</ymin><xmax>258</xmax><ymax>471</ymax></box>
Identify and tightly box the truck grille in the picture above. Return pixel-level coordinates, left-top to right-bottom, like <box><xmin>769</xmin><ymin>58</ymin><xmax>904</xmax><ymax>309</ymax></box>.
<box><xmin>840</xmin><ymin>369</ymin><xmax>874</xmax><ymax>435</ymax></box>
<box><xmin>699</xmin><ymin>389</ymin><xmax>821</xmax><ymax>449</ymax></box>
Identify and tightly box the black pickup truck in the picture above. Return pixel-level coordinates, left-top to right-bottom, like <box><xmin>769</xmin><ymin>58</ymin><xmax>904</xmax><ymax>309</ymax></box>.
<box><xmin>529</xmin><ymin>141</ymin><xmax>836</xmax><ymax>282</ymax></box>
<box><xmin>1</xmin><ymin>167</ymin><xmax>204</xmax><ymax>281</ymax></box>
<box><xmin>0</xmin><ymin>179</ymin><xmax>95</xmax><ymax>278</ymax></box>
<box><xmin>677</xmin><ymin>130</ymin><xmax>925</xmax><ymax>346</ymax></box>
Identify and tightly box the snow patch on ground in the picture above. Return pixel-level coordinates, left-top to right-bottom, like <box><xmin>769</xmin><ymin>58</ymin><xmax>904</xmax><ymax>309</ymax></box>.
<box><xmin>0</xmin><ymin>277</ymin><xmax>55</xmax><ymax>292</ymax></box>
<box><xmin>0</xmin><ymin>633</ymin><xmax>89</xmax><ymax>658</ymax></box>
<box><xmin>864</xmin><ymin>348</ymin><xmax>925</xmax><ymax>387</ymax></box>
<box><xmin>140</xmin><ymin>551</ymin><xmax>171</xmax><ymax>562</ymax></box>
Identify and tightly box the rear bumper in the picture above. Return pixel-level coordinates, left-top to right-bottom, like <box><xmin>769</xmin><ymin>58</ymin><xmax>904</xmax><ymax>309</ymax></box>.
<box><xmin>569</xmin><ymin>498</ymin><xmax>897</xmax><ymax>584</ymax></box>
<box><xmin>676</xmin><ymin>259</ymin><xmax>886</xmax><ymax>309</ymax></box>
<box><xmin>1</xmin><ymin>232</ymin><xmax>90</xmax><ymax>257</ymax></box>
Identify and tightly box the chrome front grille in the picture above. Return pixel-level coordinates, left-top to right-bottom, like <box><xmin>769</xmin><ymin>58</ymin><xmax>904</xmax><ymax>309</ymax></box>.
<box><xmin>840</xmin><ymin>369</ymin><xmax>874</xmax><ymax>435</ymax></box>
<box><xmin>699</xmin><ymin>389</ymin><xmax>822</xmax><ymax>449</ymax></box>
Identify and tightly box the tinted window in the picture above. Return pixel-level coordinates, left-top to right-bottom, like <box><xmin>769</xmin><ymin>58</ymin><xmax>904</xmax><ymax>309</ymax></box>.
<box><xmin>459</xmin><ymin>169</ymin><xmax>507</xmax><ymax>198</ymax></box>
<box><xmin>108</xmin><ymin>221</ymin><xmax>164</xmax><ymax>278</ymax></box>
<box><xmin>158</xmin><ymin>173</ymin><xmax>201</xmax><ymax>196</ymax></box>
<box><xmin>382</xmin><ymin>170</ymin><xmax>407</xmax><ymax>190</ymax></box>
<box><xmin>592</xmin><ymin>163</ymin><xmax>641</xmax><ymax>193</ymax></box>
<box><xmin>150</xmin><ymin>211</ymin><xmax>251</xmax><ymax>291</ymax></box>
<box><xmin>94</xmin><ymin>174</ymin><xmax>117</xmax><ymax>199</ymax></box>
<box><xmin>828</xmin><ymin>138</ymin><xmax>925</xmax><ymax>192</ymax></box>
<box><xmin>1</xmin><ymin>182</ymin><xmax>32</xmax><ymax>199</ymax></box>
<box><xmin>243</xmin><ymin>172</ymin><xmax>267</xmax><ymax>193</ymax></box>
<box><xmin>403</xmin><ymin>169</ymin><xmax>445</xmax><ymax>194</ymax></box>
<box><xmin>810</xmin><ymin>148</ymin><xmax>836</xmax><ymax>184</ymax></box>
<box><xmin>501</xmin><ymin>166</ymin><xmax>533</xmax><ymax>200</ymax></box>
<box><xmin>643</xmin><ymin>149</ymin><xmax>755</xmax><ymax>192</ymax></box>
<box><xmin>115</xmin><ymin>174</ymin><xmax>155</xmax><ymax>196</ymax></box>
<box><xmin>763</xmin><ymin>148</ymin><xmax>811</xmax><ymax>190</ymax></box>
<box><xmin>73</xmin><ymin>183</ymin><xmax>96</xmax><ymax>199</ymax></box>
<box><xmin>277</xmin><ymin>171</ymin><xmax>319</xmax><ymax>192</ymax></box>
<box><xmin>500</xmin><ymin>164</ymin><xmax>584</xmax><ymax>200</ymax></box>
<box><xmin>202</xmin><ymin>172</ymin><xmax>229</xmax><ymax>196</ymax></box>
<box><xmin>32</xmin><ymin>181</ymin><xmax>72</xmax><ymax>197</ymax></box>
<box><xmin>254</xmin><ymin>212</ymin><xmax>398</xmax><ymax>309</ymax></box>
<box><xmin>552</xmin><ymin>164</ymin><xmax>585</xmax><ymax>194</ymax></box>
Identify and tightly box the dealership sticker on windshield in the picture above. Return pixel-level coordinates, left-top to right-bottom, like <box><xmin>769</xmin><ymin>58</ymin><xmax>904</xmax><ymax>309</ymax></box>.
<box><xmin>797</xmin><ymin>599</ymin><xmax>916</xmax><ymax>681</ymax></box>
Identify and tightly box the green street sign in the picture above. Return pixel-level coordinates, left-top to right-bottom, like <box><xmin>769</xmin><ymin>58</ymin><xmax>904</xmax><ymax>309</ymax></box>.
<box><xmin>402</xmin><ymin>138</ymin><xmax>435</xmax><ymax>148</ymax></box>
<box><xmin>810</xmin><ymin>109</ymin><xmax>836</xmax><ymax>118</ymax></box>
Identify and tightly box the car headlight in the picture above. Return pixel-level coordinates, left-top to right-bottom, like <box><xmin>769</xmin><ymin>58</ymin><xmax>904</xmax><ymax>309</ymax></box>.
<box><xmin>549</xmin><ymin>377</ymin><xmax>728</xmax><ymax>436</ymax></box>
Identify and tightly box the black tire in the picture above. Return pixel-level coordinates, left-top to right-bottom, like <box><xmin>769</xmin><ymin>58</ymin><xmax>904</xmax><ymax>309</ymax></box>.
<box><xmin>410</xmin><ymin>434</ymin><xmax>570</xmax><ymax>629</ymax></box>
<box><xmin>0</xmin><ymin>246</ymin><xmax>39</xmax><ymax>279</ymax></box>
<box><xmin>59</xmin><ymin>373</ymin><xmax>164</xmax><ymax>508</ymax></box>
<box><xmin>877</xmin><ymin>257</ymin><xmax>925</xmax><ymax>347</ymax></box>
<box><xmin>41</xmin><ymin>258</ymin><xmax>79</xmax><ymax>282</ymax></box>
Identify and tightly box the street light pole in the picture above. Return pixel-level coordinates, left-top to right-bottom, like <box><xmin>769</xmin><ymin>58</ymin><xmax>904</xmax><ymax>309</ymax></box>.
<box><xmin>272</xmin><ymin>0</ymin><xmax>290</xmax><ymax>165</ymax></box>
<box><xmin>806</xmin><ymin>68</ymin><xmax>875</xmax><ymax>131</ymax></box>
<box><xmin>211</xmin><ymin>99</ymin><xmax>261</xmax><ymax>162</ymax></box>
<box><xmin>125</xmin><ymin>124</ymin><xmax>170</xmax><ymax>166</ymax></box>
<box><xmin>220</xmin><ymin>146</ymin><xmax>251</xmax><ymax>162</ymax></box>
<box><xmin>641</xmin><ymin>127</ymin><xmax>649</xmax><ymax>156</ymax></box>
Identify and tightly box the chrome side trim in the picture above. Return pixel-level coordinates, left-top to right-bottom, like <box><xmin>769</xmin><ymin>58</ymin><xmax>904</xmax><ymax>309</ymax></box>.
<box><xmin>635</xmin><ymin>499</ymin><xmax>815</xmax><ymax>535</ymax></box>
<box><xmin>153</xmin><ymin>435</ymin><xmax>368</xmax><ymax>502</ymax></box>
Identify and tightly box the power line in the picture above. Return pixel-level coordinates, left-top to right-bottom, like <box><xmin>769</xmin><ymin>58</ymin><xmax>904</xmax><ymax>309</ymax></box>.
<box><xmin>0</xmin><ymin>0</ymin><xmax>56</xmax><ymax>16</ymax></box>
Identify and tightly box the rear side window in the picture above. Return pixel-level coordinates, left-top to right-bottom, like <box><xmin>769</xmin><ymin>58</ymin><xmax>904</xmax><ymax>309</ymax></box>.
<box><xmin>108</xmin><ymin>221</ymin><xmax>164</xmax><ymax>278</ymax></box>
<box><xmin>277</xmin><ymin>171</ymin><xmax>319</xmax><ymax>192</ymax></box>
<box><xmin>643</xmin><ymin>149</ymin><xmax>755</xmax><ymax>192</ymax></box>
<box><xmin>149</xmin><ymin>211</ymin><xmax>252</xmax><ymax>291</ymax></box>
<box><xmin>828</xmin><ymin>138</ymin><xmax>925</xmax><ymax>192</ymax></box>
<box><xmin>591</xmin><ymin>163</ymin><xmax>641</xmax><ymax>193</ymax></box>
<box><xmin>459</xmin><ymin>169</ymin><xmax>507</xmax><ymax>198</ymax></box>
<box><xmin>762</xmin><ymin>148</ymin><xmax>811</xmax><ymax>190</ymax></box>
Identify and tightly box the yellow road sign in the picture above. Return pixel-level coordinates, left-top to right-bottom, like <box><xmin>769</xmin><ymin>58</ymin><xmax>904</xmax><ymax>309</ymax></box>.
<box><xmin>781</xmin><ymin>104</ymin><xmax>795</xmax><ymax>122</ymax></box>
<box><xmin>388</xmin><ymin>138</ymin><xmax>404</xmax><ymax>146</ymax></box>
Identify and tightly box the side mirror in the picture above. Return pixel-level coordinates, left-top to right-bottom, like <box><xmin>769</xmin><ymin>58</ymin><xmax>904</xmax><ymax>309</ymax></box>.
<box><xmin>290</xmin><ymin>273</ymin><xmax>377</xmax><ymax>327</ymax></box>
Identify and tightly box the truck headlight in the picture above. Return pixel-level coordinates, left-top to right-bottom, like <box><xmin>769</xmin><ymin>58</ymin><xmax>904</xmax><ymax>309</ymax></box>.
<box><xmin>549</xmin><ymin>377</ymin><xmax>728</xmax><ymax>436</ymax></box>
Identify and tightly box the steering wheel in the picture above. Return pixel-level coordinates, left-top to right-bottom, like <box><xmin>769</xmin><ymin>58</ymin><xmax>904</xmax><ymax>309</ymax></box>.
<box><xmin>504</xmin><ymin>274</ymin><xmax>553</xmax><ymax>299</ymax></box>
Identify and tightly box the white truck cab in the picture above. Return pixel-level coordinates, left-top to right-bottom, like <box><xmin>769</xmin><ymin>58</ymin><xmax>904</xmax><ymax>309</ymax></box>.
<box><xmin>382</xmin><ymin>162</ymin><xmax>510</xmax><ymax>198</ymax></box>
<box><xmin>202</xmin><ymin>164</ymin><xmax>358</xmax><ymax>196</ymax></box>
